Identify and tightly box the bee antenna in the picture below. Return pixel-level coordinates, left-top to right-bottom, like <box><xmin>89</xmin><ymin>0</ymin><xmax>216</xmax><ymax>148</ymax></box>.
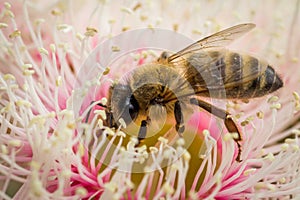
<box><xmin>85</xmin><ymin>101</ymin><xmax>107</xmax><ymax>123</ymax></box>
<box><xmin>97</xmin><ymin>103</ymin><xmax>107</xmax><ymax>108</ymax></box>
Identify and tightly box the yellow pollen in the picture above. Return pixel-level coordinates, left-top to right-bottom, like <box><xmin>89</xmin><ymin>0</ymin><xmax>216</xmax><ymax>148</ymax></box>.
<box><xmin>163</xmin><ymin>149</ymin><xmax>173</xmax><ymax>158</ymax></box>
<box><xmin>61</xmin><ymin>170</ymin><xmax>71</xmax><ymax>178</ymax></box>
<box><xmin>125</xmin><ymin>179</ymin><xmax>134</xmax><ymax>189</ymax></box>
<box><xmin>118</xmin><ymin>118</ymin><xmax>126</xmax><ymax>128</ymax></box>
<box><xmin>111</xmin><ymin>46</ymin><xmax>121</xmax><ymax>52</ymax></box>
<box><xmin>171</xmin><ymin>163</ymin><xmax>179</xmax><ymax>170</ymax></box>
<box><xmin>147</xmin><ymin>24</ymin><xmax>154</xmax><ymax>30</ymax></box>
<box><xmin>216</xmin><ymin>172</ymin><xmax>222</xmax><ymax>183</ymax></box>
<box><xmin>268</xmin><ymin>96</ymin><xmax>279</xmax><ymax>103</ymax></box>
<box><xmin>9</xmin><ymin>30</ymin><xmax>21</xmax><ymax>39</ymax></box>
<box><xmin>39</xmin><ymin>48</ymin><xmax>49</xmax><ymax>55</ymax></box>
<box><xmin>56</xmin><ymin>76</ymin><xmax>62</xmax><ymax>87</ymax></box>
<box><xmin>104</xmin><ymin>182</ymin><xmax>118</xmax><ymax>192</ymax></box>
<box><xmin>144</xmin><ymin>166</ymin><xmax>151</xmax><ymax>172</ymax></box>
<box><xmin>246</xmin><ymin>116</ymin><xmax>254</xmax><ymax>121</ymax></box>
<box><xmin>293</xmin><ymin>91</ymin><xmax>300</xmax><ymax>101</ymax></box>
<box><xmin>291</xmin><ymin>144</ymin><xmax>299</xmax><ymax>151</ymax></box>
<box><xmin>97</xmin><ymin>119</ymin><xmax>104</xmax><ymax>129</ymax></box>
<box><xmin>8</xmin><ymin>139</ymin><xmax>21</xmax><ymax>147</ymax></box>
<box><xmin>0</xmin><ymin>23</ymin><xmax>8</xmax><ymax>28</ymax></box>
<box><xmin>244</xmin><ymin>168</ymin><xmax>256</xmax><ymax>176</ymax></box>
<box><xmin>113</xmin><ymin>194</ymin><xmax>121</xmax><ymax>200</ymax></box>
<box><xmin>295</xmin><ymin>101</ymin><xmax>300</xmax><ymax>111</ymax></box>
<box><xmin>56</xmin><ymin>24</ymin><xmax>72</xmax><ymax>32</ymax></box>
<box><xmin>22</xmin><ymin>64</ymin><xmax>33</xmax><ymax>69</ymax></box>
<box><xmin>291</xmin><ymin>129</ymin><xmax>300</xmax><ymax>135</ymax></box>
<box><xmin>265</xmin><ymin>153</ymin><xmax>275</xmax><ymax>161</ymax></box>
<box><xmin>130</xmin><ymin>137</ymin><xmax>138</xmax><ymax>145</ymax></box>
<box><xmin>115</xmin><ymin>131</ymin><xmax>125</xmax><ymax>138</ymax></box>
<box><xmin>241</xmin><ymin>120</ymin><xmax>249</xmax><ymax>126</ymax></box>
<box><xmin>105</xmin><ymin>127</ymin><xmax>115</xmax><ymax>136</ymax></box>
<box><xmin>267</xmin><ymin>183</ymin><xmax>276</xmax><ymax>191</ymax></box>
<box><xmin>260</xmin><ymin>148</ymin><xmax>266</xmax><ymax>156</ymax></box>
<box><xmin>67</xmin><ymin>123</ymin><xmax>76</xmax><ymax>129</ymax></box>
<box><xmin>234</xmin><ymin>113</ymin><xmax>243</xmax><ymax>119</ymax></box>
<box><xmin>279</xmin><ymin>177</ymin><xmax>286</xmax><ymax>184</ymax></box>
<box><xmin>103</xmin><ymin>67</ymin><xmax>110</xmax><ymax>75</ymax></box>
<box><xmin>183</xmin><ymin>151</ymin><xmax>191</xmax><ymax>161</ymax></box>
<box><xmin>270</xmin><ymin>103</ymin><xmax>281</xmax><ymax>110</ymax></box>
<box><xmin>203</xmin><ymin>129</ymin><xmax>210</xmax><ymax>136</ymax></box>
<box><xmin>120</xmin><ymin>7</ymin><xmax>133</xmax><ymax>14</ymax></box>
<box><xmin>5</xmin><ymin>10</ymin><xmax>14</xmax><ymax>18</ymax></box>
<box><xmin>223</xmin><ymin>133</ymin><xmax>233</xmax><ymax>141</ymax></box>
<box><xmin>30</xmin><ymin>161</ymin><xmax>41</xmax><ymax>170</ymax></box>
<box><xmin>256</xmin><ymin>111</ymin><xmax>264</xmax><ymax>119</ymax></box>
<box><xmin>75</xmin><ymin>187</ymin><xmax>88</xmax><ymax>197</ymax></box>
<box><xmin>162</xmin><ymin>182</ymin><xmax>174</xmax><ymax>195</ymax></box>
<box><xmin>85</xmin><ymin>27</ymin><xmax>98</xmax><ymax>37</ymax></box>
<box><xmin>76</xmin><ymin>33</ymin><xmax>84</xmax><ymax>41</ymax></box>
<box><xmin>1</xmin><ymin>145</ymin><xmax>8</xmax><ymax>155</ymax></box>
<box><xmin>51</xmin><ymin>9</ymin><xmax>63</xmax><ymax>16</ymax></box>
<box><xmin>140</xmin><ymin>15</ymin><xmax>148</xmax><ymax>21</ymax></box>
<box><xmin>149</xmin><ymin>147</ymin><xmax>158</xmax><ymax>153</ymax></box>
<box><xmin>137</xmin><ymin>145</ymin><xmax>147</xmax><ymax>153</ymax></box>
<box><xmin>34</xmin><ymin>18</ymin><xmax>45</xmax><ymax>25</ymax></box>
<box><xmin>281</xmin><ymin>143</ymin><xmax>289</xmax><ymax>151</ymax></box>
<box><xmin>108</xmin><ymin>19</ymin><xmax>116</xmax><ymax>24</ymax></box>
<box><xmin>4</xmin><ymin>2</ymin><xmax>11</xmax><ymax>9</ymax></box>
<box><xmin>57</xmin><ymin>43</ymin><xmax>68</xmax><ymax>51</ymax></box>
<box><xmin>192</xmin><ymin>29</ymin><xmax>202</xmax><ymax>35</ymax></box>
<box><xmin>122</xmin><ymin>26</ymin><xmax>130</xmax><ymax>32</ymax></box>
<box><xmin>1</xmin><ymin>103</ymin><xmax>11</xmax><ymax>113</ymax></box>
<box><xmin>291</xmin><ymin>57</ymin><xmax>299</xmax><ymax>63</ymax></box>
<box><xmin>176</xmin><ymin>138</ymin><xmax>185</xmax><ymax>146</ymax></box>
<box><xmin>100</xmin><ymin>97</ymin><xmax>108</xmax><ymax>105</ymax></box>
<box><xmin>16</xmin><ymin>100</ymin><xmax>32</xmax><ymax>108</ymax></box>
<box><xmin>95</xmin><ymin>110</ymin><xmax>106</xmax><ymax>120</ymax></box>
<box><xmin>173</xmin><ymin>23</ymin><xmax>179</xmax><ymax>31</ymax></box>
<box><xmin>158</xmin><ymin>137</ymin><xmax>168</xmax><ymax>144</ymax></box>
<box><xmin>189</xmin><ymin>190</ymin><xmax>198</xmax><ymax>200</ymax></box>
<box><xmin>78</xmin><ymin>143</ymin><xmax>85</xmax><ymax>157</ymax></box>
<box><xmin>133</xmin><ymin>3</ymin><xmax>142</xmax><ymax>11</ymax></box>
<box><xmin>47</xmin><ymin>112</ymin><xmax>55</xmax><ymax>118</ymax></box>
<box><xmin>50</xmin><ymin>44</ymin><xmax>56</xmax><ymax>52</ymax></box>
<box><xmin>285</xmin><ymin>138</ymin><xmax>295</xmax><ymax>144</ymax></box>
<box><xmin>4</xmin><ymin>74</ymin><xmax>15</xmax><ymax>81</ymax></box>
<box><xmin>231</xmin><ymin>132</ymin><xmax>239</xmax><ymax>140</ymax></box>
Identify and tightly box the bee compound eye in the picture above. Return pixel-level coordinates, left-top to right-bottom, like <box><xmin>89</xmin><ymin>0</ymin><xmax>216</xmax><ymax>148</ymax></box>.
<box><xmin>118</xmin><ymin>95</ymin><xmax>140</xmax><ymax>126</ymax></box>
<box><xmin>128</xmin><ymin>95</ymin><xmax>139</xmax><ymax>121</ymax></box>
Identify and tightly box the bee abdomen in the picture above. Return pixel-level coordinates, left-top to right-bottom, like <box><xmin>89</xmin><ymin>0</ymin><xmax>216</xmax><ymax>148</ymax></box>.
<box><xmin>227</xmin><ymin>65</ymin><xmax>283</xmax><ymax>98</ymax></box>
<box><xmin>248</xmin><ymin>65</ymin><xmax>282</xmax><ymax>97</ymax></box>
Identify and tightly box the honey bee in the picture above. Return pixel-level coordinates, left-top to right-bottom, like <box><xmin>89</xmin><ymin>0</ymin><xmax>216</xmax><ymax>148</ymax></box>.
<box><xmin>97</xmin><ymin>23</ymin><xmax>283</xmax><ymax>162</ymax></box>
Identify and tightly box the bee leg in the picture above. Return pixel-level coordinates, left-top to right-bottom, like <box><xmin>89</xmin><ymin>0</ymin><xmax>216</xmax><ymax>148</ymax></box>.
<box><xmin>190</xmin><ymin>98</ymin><xmax>242</xmax><ymax>162</ymax></box>
<box><xmin>106</xmin><ymin>111</ymin><xmax>114</xmax><ymax>128</ymax></box>
<box><xmin>137</xmin><ymin>119</ymin><xmax>148</xmax><ymax>144</ymax></box>
<box><xmin>174</xmin><ymin>101</ymin><xmax>185</xmax><ymax>136</ymax></box>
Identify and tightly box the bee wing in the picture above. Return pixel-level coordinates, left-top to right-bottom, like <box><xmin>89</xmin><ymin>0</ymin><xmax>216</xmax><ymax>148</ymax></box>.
<box><xmin>167</xmin><ymin>23</ymin><xmax>256</xmax><ymax>63</ymax></box>
<box><xmin>183</xmin><ymin>50</ymin><xmax>269</xmax><ymax>98</ymax></box>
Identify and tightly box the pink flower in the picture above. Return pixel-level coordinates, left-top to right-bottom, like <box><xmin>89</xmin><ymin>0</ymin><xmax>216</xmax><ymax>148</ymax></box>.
<box><xmin>0</xmin><ymin>0</ymin><xmax>300</xmax><ymax>199</ymax></box>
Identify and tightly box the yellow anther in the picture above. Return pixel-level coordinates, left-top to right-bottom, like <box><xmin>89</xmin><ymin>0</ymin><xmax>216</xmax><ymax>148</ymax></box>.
<box><xmin>9</xmin><ymin>30</ymin><xmax>21</xmax><ymax>39</ymax></box>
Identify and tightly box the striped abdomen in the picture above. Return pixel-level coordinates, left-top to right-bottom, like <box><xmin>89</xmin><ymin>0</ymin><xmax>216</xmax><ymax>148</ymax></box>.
<box><xmin>185</xmin><ymin>50</ymin><xmax>283</xmax><ymax>99</ymax></box>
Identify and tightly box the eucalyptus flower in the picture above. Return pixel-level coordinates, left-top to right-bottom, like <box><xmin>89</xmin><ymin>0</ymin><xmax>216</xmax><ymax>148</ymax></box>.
<box><xmin>0</xmin><ymin>1</ymin><xmax>299</xmax><ymax>199</ymax></box>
